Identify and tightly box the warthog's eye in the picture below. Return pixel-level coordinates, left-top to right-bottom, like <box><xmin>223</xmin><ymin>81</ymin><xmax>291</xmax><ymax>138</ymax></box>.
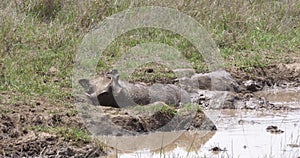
<box><xmin>105</xmin><ymin>69</ymin><xmax>120</xmax><ymax>84</ymax></box>
<box><xmin>105</xmin><ymin>69</ymin><xmax>119</xmax><ymax>77</ymax></box>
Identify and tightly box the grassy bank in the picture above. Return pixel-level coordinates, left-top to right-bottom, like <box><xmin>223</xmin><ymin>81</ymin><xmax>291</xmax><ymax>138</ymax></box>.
<box><xmin>1</xmin><ymin>0</ymin><xmax>299</xmax><ymax>100</ymax></box>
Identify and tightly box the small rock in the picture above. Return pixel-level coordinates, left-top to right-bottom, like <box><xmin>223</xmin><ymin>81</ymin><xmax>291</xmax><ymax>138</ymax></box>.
<box><xmin>209</xmin><ymin>146</ymin><xmax>226</xmax><ymax>154</ymax></box>
<box><xmin>266</xmin><ymin>125</ymin><xmax>284</xmax><ymax>134</ymax></box>
<box><xmin>243</xmin><ymin>80</ymin><xmax>263</xmax><ymax>92</ymax></box>
<box><xmin>210</xmin><ymin>146</ymin><xmax>223</xmax><ymax>151</ymax></box>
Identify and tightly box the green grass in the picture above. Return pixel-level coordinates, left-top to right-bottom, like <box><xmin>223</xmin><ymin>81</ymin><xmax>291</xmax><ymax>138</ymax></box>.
<box><xmin>29</xmin><ymin>125</ymin><xmax>92</xmax><ymax>143</ymax></box>
<box><xmin>0</xmin><ymin>0</ymin><xmax>299</xmax><ymax>102</ymax></box>
<box><xmin>127</xmin><ymin>102</ymin><xmax>176</xmax><ymax>115</ymax></box>
<box><xmin>129</xmin><ymin>61</ymin><xmax>177</xmax><ymax>83</ymax></box>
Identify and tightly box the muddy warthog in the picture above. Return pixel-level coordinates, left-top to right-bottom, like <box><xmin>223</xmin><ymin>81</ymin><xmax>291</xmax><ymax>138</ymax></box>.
<box><xmin>79</xmin><ymin>69</ymin><xmax>190</xmax><ymax>108</ymax></box>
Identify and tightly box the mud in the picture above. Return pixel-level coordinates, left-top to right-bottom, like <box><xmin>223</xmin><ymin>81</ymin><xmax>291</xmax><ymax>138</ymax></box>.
<box><xmin>230</xmin><ymin>63</ymin><xmax>300</xmax><ymax>91</ymax></box>
<box><xmin>77</xmin><ymin>101</ymin><xmax>216</xmax><ymax>136</ymax></box>
<box><xmin>119</xmin><ymin>110</ymin><xmax>300</xmax><ymax>158</ymax></box>
<box><xmin>195</xmin><ymin>63</ymin><xmax>300</xmax><ymax>110</ymax></box>
<box><xmin>1</xmin><ymin>62</ymin><xmax>299</xmax><ymax>157</ymax></box>
<box><xmin>76</xmin><ymin>62</ymin><xmax>300</xmax><ymax>136</ymax></box>
<box><xmin>0</xmin><ymin>93</ymin><xmax>106</xmax><ymax>157</ymax></box>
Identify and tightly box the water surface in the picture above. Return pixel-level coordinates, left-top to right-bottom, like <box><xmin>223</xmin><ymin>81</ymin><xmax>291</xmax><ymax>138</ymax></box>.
<box><xmin>108</xmin><ymin>88</ymin><xmax>300</xmax><ymax>158</ymax></box>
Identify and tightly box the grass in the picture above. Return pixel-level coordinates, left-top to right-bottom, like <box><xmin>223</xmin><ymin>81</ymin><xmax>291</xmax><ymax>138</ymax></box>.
<box><xmin>177</xmin><ymin>103</ymin><xmax>202</xmax><ymax>115</ymax></box>
<box><xmin>29</xmin><ymin>125</ymin><xmax>92</xmax><ymax>144</ymax></box>
<box><xmin>127</xmin><ymin>102</ymin><xmax>176</xmax><ymax>116</ymax></box>
<box><xmin>1</xmin><ymin>0</ymin><xmax>299</xmax><ymax>101</ymax></box>
<box><xmin>129</xmin><ymin>61</ymin><xmax>177</xmax><ymax>83</ymax></box>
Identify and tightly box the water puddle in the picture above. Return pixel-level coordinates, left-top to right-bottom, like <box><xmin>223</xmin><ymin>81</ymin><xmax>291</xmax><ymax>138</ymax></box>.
<box><xmin>106</xmin><ymin>88</ymin><xmax>300</xmax><ymax>158</ymax></box>
<box><xmin>254</xmin><ymin>87</ymin><xmax>300</xmax><ymax>108</ymax></box>
<box><xmin>107</xmin><ymin>110</ymin><xmax>300</xmax><ymax>158</ymax></box>
<box><xmin>200</xmin><ymin>110</ymin><xmax>300</xmax><ymax>158</ymax></box>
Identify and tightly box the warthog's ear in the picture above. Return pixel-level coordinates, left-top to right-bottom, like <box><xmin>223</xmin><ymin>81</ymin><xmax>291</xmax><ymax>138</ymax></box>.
<box><xmin>79</xmin><ymin>79</ymin><xmax>92</xmax><ymax>92</ymax></box>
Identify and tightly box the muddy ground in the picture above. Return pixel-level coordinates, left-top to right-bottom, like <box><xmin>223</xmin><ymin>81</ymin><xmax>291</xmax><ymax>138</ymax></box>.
<box><xmin>0</xmin><ymin>63</ymin><xmax>299</xmax><ymax>157</ymax></box>
<box><xmin>0</xmin><ymin>93</ymin><xmax>107</xmax><ymax>157</ymax></box>
<box><xmin>231</xmin><ymin>63</ymin><xmax>300</xmax><ymax>90</ymax></box>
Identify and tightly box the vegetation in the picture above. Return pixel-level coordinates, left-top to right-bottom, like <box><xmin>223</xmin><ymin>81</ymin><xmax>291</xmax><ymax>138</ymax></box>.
<box><xmin>128</xmin><ymin>102</ymin><xmax>176</xmax><ymax>115</ymax></box>
<box><xmin>129</xmin><ymin>61</ymin><xmax>177</xmax><ymax>83</ymax></box>
<box><xmin>29</xmin><ymin>125</ymin><xmax>92</xmax><ymax>143</ymax></box>
<box><xmin>1</xmin><ymin>0</ymin><xmax>299</xmax><ymax>100</ymax></box>
<box><xmin>158</xmin><ymin>104</ymin><xmax>177</xmax><ymax>116</ymax></box>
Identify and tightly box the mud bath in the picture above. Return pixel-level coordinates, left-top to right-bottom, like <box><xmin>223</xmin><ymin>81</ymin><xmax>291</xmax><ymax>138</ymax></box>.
<box><xmin>115</xmin><ymin>110</ymin><xmax>300</xmax><ymax>158</ymax></box>
<box><xmin>75</xmin><ymin>63</ymin><xmax>300</xmax><ymax>157</ymax></box>
<box><xmin>108</xmin><ymin>87</ymin><xmax>300</xmax><ymax>158</ymax></box>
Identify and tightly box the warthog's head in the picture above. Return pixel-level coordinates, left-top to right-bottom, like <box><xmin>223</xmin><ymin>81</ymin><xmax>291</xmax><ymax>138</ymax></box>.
<box><xmin>79</xmin><ymin>69</ymin><xmax>121</xmax><ymax>107</ymax></box>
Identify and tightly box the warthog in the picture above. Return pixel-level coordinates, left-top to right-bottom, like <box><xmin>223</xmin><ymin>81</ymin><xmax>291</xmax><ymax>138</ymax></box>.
<box><xmin>79</xmin><ymin>69</ymin><xmax>190</xmax><ymax>108</ymax></box>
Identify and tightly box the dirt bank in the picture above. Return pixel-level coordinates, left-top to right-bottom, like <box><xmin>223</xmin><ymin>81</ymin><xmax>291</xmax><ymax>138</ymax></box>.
<box><xmin>230</xmin><ymin>63</ymin><xmax>300</xmax><ymax>90</ymax></box>
<box><xmin>0</xmin><ymin>92</ymin><xmax>107</xmax><ymax>157</ymax></box>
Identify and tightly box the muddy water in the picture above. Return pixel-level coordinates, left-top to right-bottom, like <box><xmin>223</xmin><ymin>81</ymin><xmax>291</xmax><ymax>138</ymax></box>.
<box><xmin>108</xmin><ymin>88</ymin><xmax>300</xmax><ymax>158</ymax></box>
<box><xmin>200</xmin><ymin>110</ymin><xmax>300</xmax><ymax>158</ymax></box>
<box><xmin>254</xmin><ymin>87</ymin><xmax>300</xmax><ymax>108</ymax></box>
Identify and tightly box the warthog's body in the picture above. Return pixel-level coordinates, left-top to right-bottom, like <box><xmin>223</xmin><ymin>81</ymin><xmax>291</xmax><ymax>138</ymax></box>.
<box><xmin>79</xmin><ymin>70</ymin><xmax>190</xmax><ymax>108</ymax></box>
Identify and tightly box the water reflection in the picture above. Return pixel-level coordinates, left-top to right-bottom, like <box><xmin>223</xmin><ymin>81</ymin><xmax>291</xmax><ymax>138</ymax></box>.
<box><xmin>106</xmin><ymin>88</ymin><xmax>300</xmax><ymax>157</ymax></box>
<box><xmin>200</xmin><ymin>110</ymin><xmax>300</xmax><ymax>158</ymax></box>
<box><xmin>112</xmin><ymin>110</ymin><xmax>300</xmax><ymax>158</ymax></box>
<box><xmin>101</xmin><ymin>130</ymin><xmax>215</xmax><ymax>156</ymax></box>
<box><xmin>254</xmin><ymin>87</ymin><xmax>300</xmax><ymax>107</ymax></box>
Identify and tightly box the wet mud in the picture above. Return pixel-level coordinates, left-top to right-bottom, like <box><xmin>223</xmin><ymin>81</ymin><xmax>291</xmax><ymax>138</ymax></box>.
<box><xmin>1</xmin><ymin>63</ymin><xmax>299</xmax><ymax>157</ymax></box>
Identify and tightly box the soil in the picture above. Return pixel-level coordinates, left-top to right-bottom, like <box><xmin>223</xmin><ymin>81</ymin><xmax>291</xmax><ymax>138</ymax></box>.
<box><xmin>229</xmin><ymin>63</ymin><xmax>300</xmax><ymax>90</ymax></box>
<box><xmin>78</xmin><ymin>102</ymin><xmax>216</xmax><ymax>136</ymax></box>
<box><xmin>0</xmin><ymin>93</ymin><xmax>107</xmax><ymax>157</ymax></box>
<box><xmin>0</xmin><ymin>62</ymin><xmax>299</xmax><ymax>157</ymax></box>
